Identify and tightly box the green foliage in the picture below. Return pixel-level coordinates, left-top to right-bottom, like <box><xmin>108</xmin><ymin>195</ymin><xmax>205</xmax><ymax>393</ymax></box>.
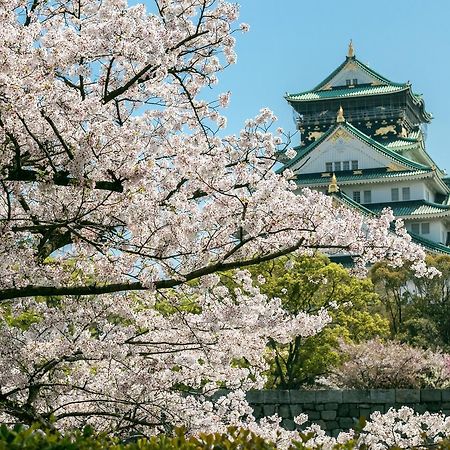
<box><xmin>2</xmin><ymin>307</ymin><xmax>41</xmax><ymax>330</ymax></box>
<box><xmin>6</xmin><ymin>424</ymin><xmax>450</xmax><ymax>450</ymax></box>
<box><xmin>247</xmin><ymin>255</ymin><xmax>389</xmax><ymax>389</ymax></box>
<box><xmin>0</xmin><ymin>424</ymin><xmax>280</xmax><ymax>450</ymax></box>
<box><xmin>371</xmin><ymin>255</ymin><xmax>450</xmax><ymax>349</ymax></box>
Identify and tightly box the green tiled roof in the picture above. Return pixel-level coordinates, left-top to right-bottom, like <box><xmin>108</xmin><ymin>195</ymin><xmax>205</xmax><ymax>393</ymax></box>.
<box><xmin>281</xmin><ymin>121</ymin><xmax>430</xmax><ymax>173</ymax></box>
<box><xmin>407</xmin><ymin>233</ymin><xmax>450</xmax><ymax>255</ymax></box>
<box><xmin>365</xmin><ymin>200</ymin><xmax>450</xmax><ymax>218</ymax></box>
<box><xmin>385</xmin><ymin>137</ymin><xmax>419</xmax><ymax>150</ymax></box>
<box><xmin>408</xmin><ymin>130</ymin><xmax>423</xmax><ymax>140</ymax></box>
<box><xmin>286</xmin><ymin>84</ymin><xmax>407</xmax><ymax>102</ymax></box>
<box><xmin>312</xmin><ymin>56</ymin><xmax>398</xmax><ymax>91</ymax></box>
<box><xmin>296</xmin><ymin>168</ymin><xmax>433</xmax><ymax>186</ymax></box>
<box><xmin>330</xmin><ymin>191</ymin><xmax>450</xmax><ymax>255</ymax></box>
<box><xmin>285</xmin><ymin>56</ymin><xmax>431</xmax><ymax>121</ymax></box>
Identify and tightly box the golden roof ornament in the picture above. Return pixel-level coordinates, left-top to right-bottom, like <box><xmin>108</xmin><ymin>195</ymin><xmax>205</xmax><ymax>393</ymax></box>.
<box><xmin>328</xmin><ymin>173</ymin><xmax>339</xmax><ymax>193</ymax></box>
<box><xmin>336</xmin><ymin>105</ymin><xmax>345</xmax><ymax>123</ymax></box>
<box><xmin>347</xmin><ymin>39</ymin><xmax>354</xmax><ymax>58</ymax></box>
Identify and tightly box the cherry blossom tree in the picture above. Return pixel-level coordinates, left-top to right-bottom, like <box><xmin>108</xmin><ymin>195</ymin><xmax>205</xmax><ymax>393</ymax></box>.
<box><xmin>0</xmin><ymin>0</ymin><xmax>436</xmax><ymax>437</ymax></box>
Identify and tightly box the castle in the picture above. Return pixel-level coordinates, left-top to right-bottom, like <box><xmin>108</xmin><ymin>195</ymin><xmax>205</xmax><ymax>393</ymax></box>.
<box><xmin>281</xmin><ymin>42</ymin><xmax>450</xmax><ymax>255</ymax></box>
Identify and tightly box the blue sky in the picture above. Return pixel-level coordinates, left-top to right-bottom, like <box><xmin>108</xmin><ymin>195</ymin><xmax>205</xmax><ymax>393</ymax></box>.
<box><xmin>211</xmin><ymin>0</ymin><xmax>450</xmax><ymax>173</ymax></box>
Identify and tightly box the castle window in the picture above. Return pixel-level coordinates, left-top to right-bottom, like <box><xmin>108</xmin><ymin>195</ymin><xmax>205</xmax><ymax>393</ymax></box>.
<box><xmin>334</xmin><ymin>161</ymin><xmax>342</xmax><ymax>172</ymax></box>
<box><xmin>391</xmin><ymin>188</ymin><xmax>399</xmax><ymax>201</ymax></box>
<box><xmin>343</xmin><ymin>161</ymin><xmax>350</xmax><ymax>171</ymax></box>
<box><xmin>421</xmin><ymin>223</ymin><xmax>430</xmax><ymax>234</ymax></box>
<box><xmin>363</xmin><ymin>190</ymin><xmax>372</xmax><ymax>204</ymax></box>
<box><xmin>353</xmin><ymin>191</ymin><xmax>361</xmax><ymax>202</ymax></box>
<box><xmin>402</xmin><ymin>187</ymin><xmax>410</xmax><ymax>201</ymax></box>
<box><xmin>351</xmin><ymin>160</ymin><xmax>359</xmax><ymax>170</ymax></box>
<box><xmin>411</xmin><ymin>223</ymin><xmax>420</xmax><ymax>234</ymax></box>
<box><xmin>346</xmin><ymin>79</ymin><xmax>352</xmax><ymax>86</ymax></box>
<box><xmin>325</xmin><ymin>162</ymin><xmax>333</xmax><ymax>172</ymax></box>
<box><xmin>352</xmin><ymin>78</ymin><xmax>358</xmax><ymax>85</ymax></box>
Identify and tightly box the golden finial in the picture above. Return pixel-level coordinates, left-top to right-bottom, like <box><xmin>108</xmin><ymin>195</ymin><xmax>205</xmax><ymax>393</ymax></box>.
<box><xmin>336</xmin><ymin>105</ymin><xmax>345</xmax><ymax>123</ymax></box>
<box><xmin>347</xmin><ymin>39</ymin><xmax>354</xmax><ymax>58</ymax></box>
<box><xmin>328</xmin><ymin>173</ymin><xmax>339</xmax><ymax>194</ymax></box>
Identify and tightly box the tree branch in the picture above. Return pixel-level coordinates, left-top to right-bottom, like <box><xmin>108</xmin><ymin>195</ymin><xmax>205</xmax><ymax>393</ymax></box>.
<box><xmin>0</xmin><ymin>239</ymin><xmax>306</xmax><ymax>301</ymax></box>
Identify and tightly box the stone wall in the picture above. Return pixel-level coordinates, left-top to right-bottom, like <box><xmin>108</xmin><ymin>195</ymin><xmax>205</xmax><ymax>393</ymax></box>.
<box><xmin>244</xmin><ymin>389</ymin><xmax>450</xmax><ymax>437</ymax></box>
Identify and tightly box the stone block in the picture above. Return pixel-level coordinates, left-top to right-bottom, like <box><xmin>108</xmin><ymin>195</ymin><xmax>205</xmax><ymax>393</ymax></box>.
<box><xmin>441</xmin><ymin>402</ymin><xmax>450</xmax><ymax>409</ymax></box>
<box><xmin>315</xmin><ymin>390</ymin><xmax>343</xmax><ymax>403</ymax></box>
<box><xmin>282</xmin><ymin>419</ymin><xmax>296</xmax><ymax>431</ymax></box>
<box><xmin>370</xmin><ymin>404</ymin><xmax>385</xmax><ymax>414</ymax></box>
<box><xmin>331</xmin><ymin>428</ymin><xmax>342</xmax><ymax>438</ymax></box>
<box><xmin>342</xmin><ymin>390</ymin><xmax>370</xmax><ymax>403</ymax></box>
<box><xmin>324</xmin><ymin>402</ymin><xmax>339</xmax><ymax>410</ymax></box>
<box><xmin>315</xmin><ymin>404</ymin><xmax>324</xmax><ymax>411</ymax></box>
<box><xmin>337</xmin><ymin>403</ymin><xmax>349</xmax><ymax>416</ymax></box>
<box><xmin>425</xmin><ymin>403</ymin><xmax>441</xmax><ymax>413</ymax></box>
<box><xmin>321</xmin><ymin>410</ymin><xmax>337</xmax><ymax>420</ymax></box>
<box><xmin>395</xmin><ymin>389</ymin><xmax>420</xmax><ymax>403</ymax></box>
<box><xmin>278</xmin><ymin>390</ymin><xmax>290</xmax><ymax>403</ymax></box>
<box><xmin>289</xmin><ymin>390</ymin><xmax>316</xmax><ymax>403</ymax></box>
<box><xmin>303</xmin><ymin>403</ymin><xmax>315</xmax><ymax>410</ymax></box>
<box><xmin>421</xmin><ymin>389</ymin><xmax>441</xmax><ymax>402</ymax></box>
<box><xmin>251</xmin><ymin>405</ymin><xmax>263</xmax><ymax>419</ymax></box>
<box><xmin>263</xmin><ymin>404</ymin><xmax>276</xmax><ymax>416</ymax></box>
<box><xmin>290</xmin><ymin>405</ymin><xmax>303</xmax><ymax>417</ymax></box>
<box><xmin>279</xmin><ymin>405</ymin><xmax>291</xmax><ymax>419</ymax></box>
<box><xmin>339</xmin><ymin>417</ymin><xmax>355</xmax><ymax>429</ymax></box>
<box><xmin>308</xmin><ymin>411</ymin><xmax>321</xmax><ymax>420</ymax></box>
<box><xmin>370</xmin><ymin>389</ymin><xmax>395</xmax><ymax>403</ymax></box>
<box><xmin>348</xmin><ymin>404</ymin><xmax>360</xmax><ymax>418</ymax></box>
<box><xmin>414</xmin><ymin>404</ymin><xmax>427</xmax><ymax>414</ymax></box>
<box><xmin>263</xmin><ymin>390</ymin><xmax>279</xmax><ymax>404</ymax></box>
<box><xmin>359</xmin><ymin>408</ymin><xmax>371</xmax><ymax>420</ymax></box>
<box><xmin>441</xmin><ymin>390</ymin><xmax>450</xmax><ymax>402</ymax></box>
<box><xmin>327</xmin><ymin>421</ymin><xmax>339</xmax><ymax>431</ymax></box>
<box><xmin>246</xmin><ymin>390</ymin><xmax>263</xmax><ymax>404</ymax></box>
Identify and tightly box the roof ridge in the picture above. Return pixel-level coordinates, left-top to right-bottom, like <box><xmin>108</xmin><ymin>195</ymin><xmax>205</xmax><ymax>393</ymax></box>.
<box><xmin>330</xmin><ymin>191</ymin><xmax>450</xmax><ymax>255</ymax></box>
<box><xmin>342</xmin><ymin>122</ymin><xmax>430</xmax><ymax>171</ymax></box>
<box><xmin>310</xmin><ymin>56</ymin><xmax>405</xmax><ymax>92</ymax></box>
<box><xmin>285</xmin><ymin>84</ymin><xmax>409</xmax><ymax>102</ymax></box>
<box><xmin>281</xmin><ymin>122</ymin><xmax>431</xmax><ymax>173</ymax></box>
<box><xmin>368</xmin><ymin>199</ymin><xmax>450</xmax><ymax>210</ymax></box>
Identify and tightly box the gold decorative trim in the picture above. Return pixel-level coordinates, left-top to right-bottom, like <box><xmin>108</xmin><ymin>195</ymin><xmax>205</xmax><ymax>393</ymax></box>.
<box><xmin>347</xmin><ymin>39</ymin><xmax>354</xmax><ymax>58</ymax></box>
<box><xmin>328</xmin><ymin>173</ymin><xmax>339</xmax><ymax>193</ymax></box>
<box><xmin>327</xmin><ymin>128</ymin><xmax>352</xmax><ymax>142</ymax></box>
<box><xmin>336</xmin><ymin>106</ymin><xmax>345</xmax><ymax>123</ymax></box>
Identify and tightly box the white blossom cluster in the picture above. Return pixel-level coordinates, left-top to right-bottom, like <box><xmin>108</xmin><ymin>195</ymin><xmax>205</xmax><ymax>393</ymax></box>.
<box><xmin>0</xmin><ymin>272</ymin><xmax>331</xmax><ymax>432</ymax></box>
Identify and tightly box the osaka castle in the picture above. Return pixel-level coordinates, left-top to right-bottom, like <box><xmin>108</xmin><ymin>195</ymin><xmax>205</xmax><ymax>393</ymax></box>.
<box><xmin>281</xmin><ymin>41</ymin><xmax>450</xmax><ymax>255</ymax></box>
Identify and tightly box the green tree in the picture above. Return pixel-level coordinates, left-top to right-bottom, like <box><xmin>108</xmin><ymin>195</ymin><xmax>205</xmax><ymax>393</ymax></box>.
<box><xmin>370</xmin><ymin>261</ymin><xmax>411</xmax><ymax>336</ymax></box>
<box><xmin>371</xmin><ymin>255</ymin><xmax>450</xmax><ymax>349</ymax></box>
<box><xmin>248</xmin><ymin>255</ymin><xmax>389</xmax><ymax>388</ymax></box>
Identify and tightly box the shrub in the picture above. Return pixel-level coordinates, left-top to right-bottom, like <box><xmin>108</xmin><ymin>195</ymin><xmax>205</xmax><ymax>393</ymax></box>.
<box><xmin>324</xmin><ymin>339</ymin><xmax>450</xmax><ymax>389</ymax></box>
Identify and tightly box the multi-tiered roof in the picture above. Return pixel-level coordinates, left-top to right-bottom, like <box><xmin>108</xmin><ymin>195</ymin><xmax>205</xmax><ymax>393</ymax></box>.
<box><xmin>282</xmin><ymin>42</ymin><xmax>450</xmax><ymax>254</ymax></box>
<box><xmin>286</xmin><ymin>41</ymin><xmax>432</xmax><ymax>148</ymax></box>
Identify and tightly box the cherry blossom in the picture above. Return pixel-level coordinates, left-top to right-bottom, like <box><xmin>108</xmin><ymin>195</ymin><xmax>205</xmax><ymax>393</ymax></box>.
<box><xmin>0</xmin><ymin>0</ymin><xmax>438</xmax><ymax>437</ymax></box>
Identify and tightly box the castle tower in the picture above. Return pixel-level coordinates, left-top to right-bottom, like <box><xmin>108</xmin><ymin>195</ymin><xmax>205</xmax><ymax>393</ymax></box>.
<box><xmin>281</xmin><ymin>43</ymin><xmax>450</xmax><ymax>252</ymax></box>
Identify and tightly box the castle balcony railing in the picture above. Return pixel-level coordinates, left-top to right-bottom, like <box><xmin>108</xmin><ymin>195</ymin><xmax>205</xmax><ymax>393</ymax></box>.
<box><xmin>295</xmin><ymin>106</ymin><xmax>406</xmax><ymax>128</ymax></box>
